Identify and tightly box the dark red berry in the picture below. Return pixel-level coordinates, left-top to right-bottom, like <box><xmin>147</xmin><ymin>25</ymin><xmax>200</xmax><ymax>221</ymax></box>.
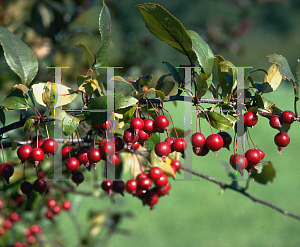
<box><xmin>123</xmin><ymin>128</ymin><xmax>139</xmax><ymax>148</ymax></box>
<box><xmin>76</xmin><ymin>149</ymin><xmax>89</xmax><ymax>165</ymax></box>
<box><xmin>9</xmin><ymin>212</ymin><xmax>20</xmax><ymax>222</ymax></box>
<box><xmin>144</xmin><ymin>190</ymin><xmax>159</xmax><ymax>206</ymax></box>
<box><xmin>280</xmin><ymin>110</ymin><xmax>295</xmax><ymax>124</ymax></box>
<box><xmin>130</xmin><ymin>117</ymin><xmax>144</xmax><ymax>133</ymax></box>
<box><xmin>230</xmin><ymin>154</ymin><xmax>248</xmax><ymax>170</ymax></box>
<box><xmin>138</xmin><ymin>129</ymin><xmax>150</xmax><ymax>142</ymax></box>
<box><xmin>3</xmin><ymin>219</ymin><xmax>12</xmax><ymax>229</ymax></box>
<box><xmin>31</xmin><ymin>135</ymin><xmax>45</xmax><ymax>148</ymax></box>
<box><xmin>46</xmin><ymin>198</ymin><xmax>57</xmax><ymax>209</ymax></box>
<box><xmin>170</xmin><ymin>160</ymin><xmax>181</xmax><ymax>173</ymax></box>
<box><xmin>100</xmin><ymin>141</ymin><xmax>115</xmax><ymax>157</ymax></box>
<box><xmin>114</xmin><ymin>137</ymin><xmax>124</xmax><ymax>152</ymax></box>
<box><xmin>269</xmin><ymin>115</ymin><xmax>282</xmax><ymax>129</ymax></box>
<box><xmin>33</xmin><ymin>179</ymin><xmax>47</xmax><ymax>194</ymax></box>
<box><xmin>257</xmin><ymin>149</ymin><xmax>265</xmax><ymax>160</ymax></box>
<box><xmin>218</xmin><ymin>132</ymin><xmax>232</xmax><ymax>149</ymax></box>
<box><xmin>66</xmin><ymin>157</ymin><xmax>80</xmax><ymax>172</ymax></box>
<box><xmin>41</xmin><ymin>138</ymin><xmax>58</xmax><ymax>155</ymax></box>
<box><xmin>138</xmin><ymin>177</ymin><xmax>152</xmax><ymax>190</ymax></box>
<box><xmin>101</xmin><ymin>180</ymin><xmax>113</xmax><ymax>192</ymax></box>
<box><xmin>21</xmin><ymin>181</ymin><xmax>33</xmax><ymax>198</ymax></box>
<box><xmin>164</xmin><ymin>137</ymin><xmax>176</xmax><ymax>152</ymax></box>
<box><xmin>154</xmin><ymin>115</ymin><xmax>169</xmax><ymax>132</ymax></box>
<box><xmin>17</xmin><ymin>145</ymin><xmax>32</xmax><ymax>162</ymax></box>
<box><xmin>0</xmin><ymin>163</ymin><xmax>14</xmax><ymax>184</ymax></box>
<box><xmin>45</xmin><ymin>210</ymin><xmax>54</xmax><ymax>219</ymax></box>
<box><xmin>193</xmin><ymin>145</ymin><xmax>209</xmax><ymax>156</ymax></box>
<box><xmin>52</xmin><ymin>205</ymin><xmax>61</xmax><ymax>215</ymax></box>
<box><xmin>143</xmin><ymin>119</ymin><xmax>155</xmax><ymax>134</ymax></box>
<box><xmin>72</xmin><ymin>171</ymin><xmax>84</xmax><ymax>185</ymax></box>
<box><xmin>205</xmin><ymin>134</ymin><xmax>223</xmax><ymax>152</ymax></box>
<box><xmin>154</xmin><ymin>174</ymin><xmax>168</xmax><ymax>187</ymax></box>
<box><xmin>148</xmin><ymin>167</ymin><xmax>163</xmax><ymax>181</ymax></box>
<box><xmin>109</xmin><ymin>153</ymin><xmax>120</xmax><ymax>166</ymax></box>
<box><xmin>245</xmin><ymin>149</ymin><xmax>261</xmax><ymax>164</ymax></box>
<box><xmin>191</xmin><ymin>132</ymin><xmax>205</xmax><ymax>147</ymax></box>
<box><xmin>156</xmin><ymin>182</ymin><xmax>171</xmax><ymax>196</ymax></box>
<box><xmin>274</xmin><ymin>132</ymin><xmax>290</xmax><ymax>147</ymax></box>
<box><xmin>136</xmin><ymin>173</ymin><xmax>148</xmax><ymax>182</ymax></box>
<box><xmin>30</xmin><ymin>148</ymin><xmax>45</xmax><ymax>167</ymax></box>
<box><xmin>62</xmin><ymin>200</ymin><xmax>71</xmax><ymax>211</ymax></box>
<box><xmin>172</xmin><ymin>138</ymin><xmax>187</xmax><ymax>152</ymax></box>
<box><xmin>244</xmin><ymin>111</ymin><xmax>258</xmax><ymax>127</ymax></box>
<box><xmin>126</xmin><ymin>179</ymin><xmax>138</xmax><ymax>194</ymax></box>
<box><xmin>132</xmin><ymin>142</ymin><xmax>140</xmax><ymax>150</ymax></box>
<box><xmin>155</xmin><ymin>142</ymin><xmax>171</xmax><ymax>162</ymax></box>
<box><xmin>87</xmin><ymin>148</ymin><xmax>101</xmax><ymax>165</ymax></box>
<box><xmin>62</xmin><ymin>146</ymin><xmax>73</xmax><ymax>160</ymax></box>
<box><xmin>112</xmin><ymin>180</ymin><xmax>125</xmax><ymax>194</ymax></box>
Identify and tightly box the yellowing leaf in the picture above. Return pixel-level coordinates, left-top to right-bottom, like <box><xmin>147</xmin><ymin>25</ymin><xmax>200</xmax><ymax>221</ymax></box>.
<box><xmin>32</xmin><ymin>82</ymin><xmax>78</xmax><ymax>108</ymax></box>
<box><xmin>120</xmin><ymin>152</ymin><xmax>144</xmax><ymax>179</ymax></box>
<box><xmin>158</xmin><ymin>162</ymin><xmax>175</xmax><ymax>178</ymax></box>
<box><xmin>262</xmin><ymin>64</ymin><xmax>282</xmax><ymax>93</ymax></box>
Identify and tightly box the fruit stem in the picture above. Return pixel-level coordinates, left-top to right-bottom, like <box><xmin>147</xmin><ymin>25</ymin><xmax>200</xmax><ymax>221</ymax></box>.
<box><xmin>0</xmin><ymin>140</ymin><xmax>5</xmax><ymax>163</ymax></box>
<box><xmin>198</xmin><ymin>105</ymin><xmax>213</xmax><ymax>134</ymax></box>
<box><xmin>247</xmin><ymin>129</ymin><xmax>256</xmax><ymax>149</ymax></box>
<box><xmin>162</xmin><ymin>107</ymin><xmax>178</xmax><ymax>138</ymax></box>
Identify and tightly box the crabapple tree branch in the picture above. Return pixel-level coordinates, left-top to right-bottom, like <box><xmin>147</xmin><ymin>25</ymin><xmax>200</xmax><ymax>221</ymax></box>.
<box><xmin>181</xmin><ymin>165</ymin><xmax>300</xmax><ymax>221</ymax></box>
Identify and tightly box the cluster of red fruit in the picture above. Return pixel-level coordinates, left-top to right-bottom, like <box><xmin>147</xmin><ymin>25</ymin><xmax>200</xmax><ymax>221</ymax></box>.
<box><xmin>0</xmin><ymin>211</ymin><xmax>21</xmax><ymax>237</ymax></box>
<box><xmin>269</xmin><ymin>110</ymin><xmax>295</xmax><ymax>152</ymax></box>
<box><xmin>101</xmin><ymin>165</ymin><xmax>180</xmax><ymax>209</ymax></box>
<box><xmin>0</xmin><ymin>206</ymin><xmax>43</xmax><ymax>246</ymax></box>
<box><xmin>44</xmin><ymin>198</ymin><xmax>71</xmax><ymax>220</ymax></box>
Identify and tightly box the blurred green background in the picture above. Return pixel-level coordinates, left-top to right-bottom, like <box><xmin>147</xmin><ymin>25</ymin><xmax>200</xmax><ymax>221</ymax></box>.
<box><xmin>0</xmin><ymin>0</ymin><xmax>300</xmax><ymax>246</ymax></box>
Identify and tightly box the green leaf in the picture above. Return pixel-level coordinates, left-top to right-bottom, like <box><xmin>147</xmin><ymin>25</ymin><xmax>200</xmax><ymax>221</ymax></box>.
<box><xmin>136</xmin><ymin>4</ymin><xmax>196</xmax><ymax>63</ymax></box>
<box><xmin>220</xmin><ymin>61</ymin><xmax>238</xmax><ymax>89</ymax></box>
<box><xmin>0</xmin><ymin>108</ymin><xmax>5</xmax><ymax>126</ymax></box>
<box><xmin>162</xmin><ymin>61</ymin><xmax>183</xmax><ymax>84</ymax></box>
<box><xmin>146</xmin><ymin>133</ymin><xmax>159</xmax><ymax>150</ymax></box>
<box><xmin>295</xmin><ymin>59</ymin><xmax>300</xmax><ymax>82</ymax></box>
<box><xmin>267</xmin><ymin>54</ymin><xmax>296</xmax><ymax>82</ymax></box>
<box><xmin>13</xmin><ymin>84</ymin><xmax>35</xmax><ymax>107</ymax></box>
<box><xmin>261</xmin><ymin>64</ymin><xmax>282</xmax><ymax>93</ymax></box>
<box><xmin>156</xmin><ymin>80</ymin><xmax>174</xmax><ymax>96</ymax></box>
<box><xmin>250</xmin><ymin>161</ymin><xmax>276</xmax><ymax>185</ymax></box>
<box><xmin>1</xmin><ymin>87</ymin><xmax>29</xmax><ymax>110</ymax></box>
<box><xmin>225</xmin><ymin>114</ymin><xmax>237</xmax><ymax>124</ymax></box>
<box><xmin>8</xmin><ymin>135</ymin><xmax>17</xmax><ymax>150</ymax></box>
<box><xmin>23</xmin><ymin>117</ymin><xmax>35</xmax><ymax>132</ymax></box>
<box><xmin>62</xmin><ymin>113</ymin><xmax>80</xmax><ymax>136</ymax></box>
<box><xmin>215</xmin><ymin>55</ymin><xmax>229</xmax><ymax>84</ymax></box>
<box><xmin>169</xmin><ymin>127</ymin><xmax>191</xmax><ymax>139</ymax></box>
<box><xmin>76</xmin><ymin>43</ymin><xmax>94</xmax><ymax>66</ymax></box>
<box><xmin>79</xmin><ymin>79</ymin><xmax>99</xmax><ymax>97</ymax></box>
<box><xmin>77</xmin><ymin>75</ymin><xmax>92</xmax><ymax>88</ymax></box>
<box><xmin>187</xmin><ymin>30</ymin><xmax>214</xmax><ymax>78</ymax></box>
<box><xmin>138</xmin><ymin>74</ymin><xmax>153</xmax><ymax>87</ymax></box>
<box><xmin>113</xmin><ymin>76</ymin><xmax>137</xmax><ymax>92</ymax></box>
<box><xmin>117</xmin><ymin>104</ymin><xmax>137</xmax><ymax>123</ymax></box>
<box><xmin>206</xmin><ymin>112</ymin><xmax>233</xmax><ymax>131</ymax></box>
<box><xmin>196</xmin><ymin>73</ymin><xmax>208</xmax><ymax>97</ymax></box>
<box><xmin>87</xmin><ymin>96</ymin><xmax>107</xmax><ymax>110</ymax></box>
<box><xmin>115</xmin><ymin>96</ymin><xmax>138</xmax><ymax>110</ymax></box>
<box><xmin>92</xmin><ymin>0</ymin><xmax>111</xmax><ymax>70</ymax></box>
<box><xmin>0</xmin><ymin>26</ymin><xmax>38</xmax><ymax>85</ymax></box>
<box><xmin>255</xmin><ymin>94</ymin><xmax>275</xmax><ymax>109</ymax></box>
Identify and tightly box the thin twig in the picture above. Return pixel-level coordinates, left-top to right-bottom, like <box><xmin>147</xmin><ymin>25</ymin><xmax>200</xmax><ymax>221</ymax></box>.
<box><xmin>181</xmin><ymin>165</ymin><xmax>300</xmax><ymax>221</ymax></box>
